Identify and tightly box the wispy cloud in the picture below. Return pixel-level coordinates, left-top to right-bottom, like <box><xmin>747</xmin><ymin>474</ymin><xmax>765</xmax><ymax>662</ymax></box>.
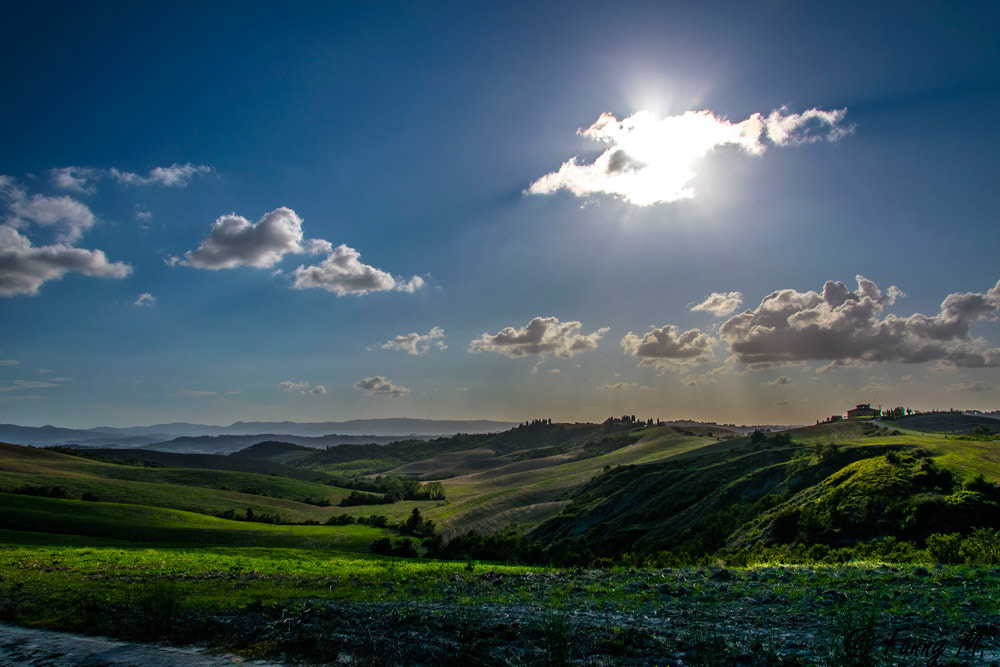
<box><xmin>469</xmin><ymin>316</ymin><xmax>608</xmax><ymax>358</ymax></box>
<box><xmin>169</xmin><ymin>389</ymin><xmax>217</xmax><ymax>397</ymax></box>
<box><xmin>761</xmin><ymin>376</ymin><xmax>791</xmax><ymax>387</ymax></box>
<box><xmin>947</xmin><ymin>380</ymin><xmax>992</xmax><ymax>393</ymax></box>
<box><xmin>598</xmin><ymin>381</ymin><xmax>651</xmax><ymax>391</ymax></box>
<box><xmin>528</xmin><ymin>106</ymin><xmax>850</xmax><ymax>206</ymax></box>
<box><xmin>133</xmin><ymin>292</ymin><xmax>157</xmax><ymax>307</ymax></box>
<box><xmin>110</xmin><ymin>163</ymin><xmax>213</xmax><ymax>187</ymax></box>
<box><xmin>0</xmin><ymin>379</ymin><xmax>59</xmax><ymax>392</ymax></box>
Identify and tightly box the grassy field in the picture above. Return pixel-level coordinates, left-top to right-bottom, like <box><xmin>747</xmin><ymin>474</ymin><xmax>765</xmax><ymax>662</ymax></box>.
<box><xmin>0</xmin><ymin>443</ymin><xmax>355</xmax><ymax>523</ymax></box>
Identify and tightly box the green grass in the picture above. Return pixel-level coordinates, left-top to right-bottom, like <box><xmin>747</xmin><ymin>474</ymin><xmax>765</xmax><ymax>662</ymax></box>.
<box><xmin>0</xmin><ymin>442</ymin><xmax>354</xmax><ymax>522</ymax></box>
<box><xmin>0</xmin><ymin>493</ymin><xmax>390</xmax><ymax>550</ymax></box>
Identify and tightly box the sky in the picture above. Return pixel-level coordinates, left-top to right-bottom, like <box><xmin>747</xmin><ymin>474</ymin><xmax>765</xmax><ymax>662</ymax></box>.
<box><xmin>2</xmin><ymin>1</ymin><xmax>999</xmax><ymax>428</ymax></box>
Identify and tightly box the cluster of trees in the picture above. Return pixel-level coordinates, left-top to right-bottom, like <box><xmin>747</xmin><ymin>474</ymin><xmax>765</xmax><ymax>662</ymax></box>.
<box><xmin>328</xmin><ymin>475</ymin><xmax>446</xmax><ymax>505</ymax></box>
<box><xmin>517</xmin><ymin>418</ymin><xmax>552</xmax><ymax>428</ymax></box>
<box><xmin>217</xmin><ymin>507</ymin><xmax>285</xmax><ymax>525</ymax></box>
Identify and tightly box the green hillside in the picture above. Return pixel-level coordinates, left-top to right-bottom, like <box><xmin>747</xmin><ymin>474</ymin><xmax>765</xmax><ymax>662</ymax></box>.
<box><xmin>528</xmin><ymin>423</ymin><xmax>1000</xmax><ymax>564</ymax></box>
<box><xmin>0</xmin><ymin>442</ymin><xmax>354</xmax><ymax>523</ymax></box>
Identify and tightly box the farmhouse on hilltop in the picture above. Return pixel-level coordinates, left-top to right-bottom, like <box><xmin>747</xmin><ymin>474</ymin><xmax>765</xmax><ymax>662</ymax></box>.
<box><xmin>847</xmin><ymin>403</ymin><xmax>880</xmax><ymax>420</ymax></box>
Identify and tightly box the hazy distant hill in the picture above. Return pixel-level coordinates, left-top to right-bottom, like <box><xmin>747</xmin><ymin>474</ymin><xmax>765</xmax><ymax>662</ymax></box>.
<box><xmin>0</xmin><ymin>418</ymin><xmax>517</xmax><ymax>448</ymax></box>
<box><xmin>143</xmin><ymin>433</ymin><xmax>418</xmax><ymax>454</ymax></box>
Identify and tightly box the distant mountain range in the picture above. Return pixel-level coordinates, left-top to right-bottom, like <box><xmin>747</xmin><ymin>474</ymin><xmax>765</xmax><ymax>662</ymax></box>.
<box><xmin>0</xmin><ymin>418</ymin><xmax>519</xmax><ymax>450</ymax></box>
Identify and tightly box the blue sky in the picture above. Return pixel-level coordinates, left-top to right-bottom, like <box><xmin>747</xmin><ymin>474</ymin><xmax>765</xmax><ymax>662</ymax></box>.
<box><xmin>2</xmin><ymin>1</ymin><xmax>999</xmax><ymax>427</ymax></box>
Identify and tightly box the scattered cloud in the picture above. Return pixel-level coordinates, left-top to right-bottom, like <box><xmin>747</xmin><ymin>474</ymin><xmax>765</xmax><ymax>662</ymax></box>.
<box><xmin>135</xmin><ymin>205</ymin><xmax>153</xmax><ymax>222</ymax></box>
<box><xmin>469</xmin><ymin>316</ymin><xmax>608</xmax><ymax>358</ymax></box>
<box><xmin>278</xmin><ymin>380</ymin><xmax>327</xmax><ymax>395</ymax></box>
<box><xmin>354</xmin><ymin>375</ymin><xmax>409</xmax><ymax>397</ymax></box>
<box><xmin>947</xmin><ymin>380</ymin><xmax>992</xmax><ymax>393</ymax></box>
<box><xmin>133</xmin><ymin>292</ymin><xmax>157</xmax><ymax>307</ymax></box>
<box><xmin>169</xmin><ymin>389</ymin><xmax>217</xmax><ymax>397</ymax></box>
<box><xmin>527</xmin><ymin>106</ymin><xmax>851</xmax><ymax>206</ymax></box>
<box><xmin>0</xmin><ymin>225</ymin><xmax>132</xmax><ymax>296</ymax></box>
<box><xmin>761</xmin><ymin>376</ymin><xmax>792</xmax><ymax>387</ymax></box>
<box><xmin>548</xmin><ymin>368</ymin><xmax>561</xmax><ymax>374</ymax></box>
<box><xmin>111</xmin><ymin>163</ymin><xmax>213</xmax><ymax>187</ymax></box>
<box><xmin>49</xmin><ymin>167</ymin><xmax>100</xmax><ymax>194</ymax></box>
<box><xmin>691</xmin><ymin>291</ymin><xmax>743</xmax><ymax>317</ymax></box>
<box><xmin>293</xmin><ymin>245</ymin><xmax>423</xmax><ymax>296</ymax></box>
<box><xmin>0</xmin><ymin>360</ymin><xmax>17</xmax><ymax>366</ymax></box>
<box><xmin>0</xmin><ymin>380</ymin><xmax>59</xmax><ymax>392</ymax></box>
<box><xmin>382</xmin><ymin>327</ymin><xmax>446</xmax><ymax>355</ymax></box>
<box><xmin>776</xmin><ymin>399</ymin><xmax>790</xmax><ymax>406</ymax></box>
<box><xmin>174</xmin><ymin>207</ymin><xmax>329</xmax><ymax>269</ymax></box>
<box><xmin>719</xmin><ymin>275</ymin><xmax>1000</xmax><ymax>370</ymax></box>
<box><xmin>620</xmin><ymin>325</ymin><xmax>715</xmax><ymax>371</ymax></box>
<box><xmin>2</xmin><ymin>177</ymin><xmax>96</xmax><ymax>244</ymax></box>
<box><xmin>598</xmin><ymin>381</ymin><xmax>651</xmax><ymax>391</ymax></box>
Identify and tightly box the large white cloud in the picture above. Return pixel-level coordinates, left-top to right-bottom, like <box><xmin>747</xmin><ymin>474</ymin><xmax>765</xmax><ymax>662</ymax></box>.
<box><xmin>382</xmin><ymin>326</ymin><xmax>446</xmax><ymax>354</ymax></box>
<box><xmin>49</xmin><ymin>167</ymin><xmax>101</xmax><ymax>194</ymax></box>
<box><xmin>0</xmin><ymin>225</ymin><xmax>132</xmax><ymax>296</ymax></box>
<box><xmin>691</xmin><ymin>291</ymin><xmax>743</xmax><ymax>316</ymax></box>
<box><xmin>528</xmin><ymin>106</ymin><xmax>850</xmax><ymax>206</ymax></box>
<box><xmin>354</xmin><ymin>375</ymin><xmax>409</xmax><ymax>397</ymax></box>
<box><xmin>719</xmin><ymin>275</ymin><xmax>1000</xmax><ymax>369</ymax></box>
<box><xmin>469</xmin><ymin>316</ymin><xmax>608</xmax><ymax>358</ymax></box>
<box><xmin>292</xmin><ymin>245</ymin><xmax>424</xmax><ymax>296</ymax></box>
<box><xmin>175</xmin><ymin>207</ymin><xmax>330</xmax><ymax>269</ymax></box>
<box><xmin>620</xmin><ymin>325</ymin><xmax>715</xmax><ymax>370</ymax></box>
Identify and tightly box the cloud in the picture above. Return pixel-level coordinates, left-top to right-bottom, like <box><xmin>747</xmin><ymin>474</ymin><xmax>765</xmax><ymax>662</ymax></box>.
<box><xmin>761</xmin><ymin>376</ymin><xmax>792</xmax><ymax>387</ymax></box>
<box><xmin>947</xmin><ymin>380</ymin><xmax>992</xmax><ymax>393</ymax></box>
<box><xmin>469</xmin><ymin>316</ymin><xmax>608</xmax><ymax>358</ymax></box>
<box><xmin>382</xmin><ymin>327</ymin><xmax>445</xmax><ymax>355</ymax></box>
<box><xmin>49</xmin><ymin>167</ymin><xmax>100</xmax><ymax>194</ymax></box>
<box><xmin>175</xmin><ymin>207</ymin><xmax>329</xmax><ymax>269</ymax></box>
<box><xmin>0</xmin><ymin>380</ymin><xmax>59</xmax><ymax>392</ymax></box>
<box><xmin>776</xmin><ymin>399</ymin><xmax>790</xmax><ymax>406</ymax></box>
<box><xmin>278</xmin><ymin>380</ymin><xmax>327</xmax><ymax>395</ymax></box>
<box><xmin>111</xmin><ymin>163</ymin><xmax>213</xmax><ymax>187</ymax></box>
<box><xmin>528</xmin><ymin>106</ymin><xmax>850</xmax><ymax>206</ymax></box>
<box><xmin>691</xmin><ymin>291</ymin><xmax>743</xmax><ymax>316</ymax></box>
<box><xmin>1</xmin><ymin>178</ymin><xmax>96</xmax><ymax>244</ymax></box>
<box><xmin>0</xmin><ymin>360</ymin><xmax>17</xmax><ymax>366</ymax></box>
<box><xmin>354</xmin><ymin>375</ymin><xmax>409</xmax><ymax>397</ymax></box>
<box><xmin>292</xmin><ymin>245</ymin><xmax>423</xmax><ymax>296</ymax></box>
<box><xmin>620</xmin><ymin>325</ymin><xmax>715</xmax><ymax>370</ymax></box>
<box><xmin>719</xmin><ymin>275</ymin><xmax>1000</xmax><ymax>370</ymax></box>
<box><xmin>133</xmin><ymin>292</ymin><xmax>156</xmax><ymax>307</ymax></box>
<box><xmin>0</xmin><ymin>225</ymin><xmax>132</xmax><ymax>296</ymax></box>
<box><xmin>135</xmin><ymin>205</ymin><xmax>153</xmax><ymax>222</ymax></box>
<box><xmin>169</xmin><ymin>389</ymin><xmax>217</xmax><ymax>397</ymax></box>
<box><xmin>598</xmin><ymin>381</ymin><xmax>651</xmax><ymax>391</ymax></box>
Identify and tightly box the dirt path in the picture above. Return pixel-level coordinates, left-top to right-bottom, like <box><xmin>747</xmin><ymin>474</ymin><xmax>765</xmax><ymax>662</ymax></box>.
<box><xmin>0</xmin><ymin>622</ymin><xmax>279</xmax><ymax>667</ymax></box>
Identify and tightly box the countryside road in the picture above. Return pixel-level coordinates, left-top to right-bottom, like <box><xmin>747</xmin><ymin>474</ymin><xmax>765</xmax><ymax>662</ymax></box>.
<box><xmin>0</xmin><ymin>622</ymin><xmax>280</xmax><ymax>666</ymax></box>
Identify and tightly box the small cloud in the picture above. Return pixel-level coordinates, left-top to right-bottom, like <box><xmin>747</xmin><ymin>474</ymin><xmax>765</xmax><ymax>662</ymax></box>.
<box><xmin>133</xmin><ymin>292</ymin><xmax>157</xmax><ymax>307</ymax></box>
<box><xmin>293</xmin><ymin>244</ymin><xmax>423</xmax><ymax>296</ymax></box>
<box><xmin>761</xmin><ymin>376</ymin><xmax>791</xmax><ymax>387</ymax></box>
<box><xmin>621</xmin><ymin>325</ymin><xmax>715</xmax><ymax>371</ymax></box>
<box><xmin>947</xmin><ymin>380</ymin><xmax>993</xmax><ymax>393</ymax></box>
<box><xmin>169</xmin><ymin>389</ymin><xmax>217</xmax><ymax>397</ymax></box>
<box><xmin>469</xmin><ymin>316</ymin><xmax>608</xmax><ymax>358</ymax></box>
<box><xmin>0</xmin><ymin>359</ymin><xmax>17</xmax><ymax>366</ymax></box>
<box><xmin>354</xmin><ymin>375</ymin><xmax>409</xmax><ymax>397</ymax></box>
<box><xmin>224</xmin><ymin>390</ymin><xmax>242</xmax><ymax>395</ymax></box>
<box><xmin>598</xmin><ymin>381</ymin><xmax>651</xmax><ymax>391</ymax></box>
<box><xmin>382</xmin><ymin>326</ymin><xmax>445</xmax><ymax>355</ymax></box>
<box><xmin>776</xmin><ymin>399</ymin><xmax>790</xmax><ymax>406</ymax></box>
<box><xmin>111</xmin><ymin>163</ymin><xmax>213</xmax><ymax>187</ymax></box>
<box><xmin>135</xmin><ymin>205</ymin><xmax>153</xmax><ymax>222</ymax></box>
<box><xmin>691</xmin><ymin>291</ymin><xmax>743</xmax><ymax>317</ymax></box>
<box><xmin>548</xmin><ymin>368</ymin><xmax>561</xmax><ymax>374</ymax></box>
<box><xmin>49</xmin><ymin>167</ymin><xmax>100</xmax><ymax>195</ymax></box>
<box><xmin>456</xmin><ymin>386</ymin><xmax>469</xmax><ymax>392</ymax></box>
<box><xmin>278</xmin><ymin>380</ymin><xmax>326</xmax><ymax>395</ymax></box>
